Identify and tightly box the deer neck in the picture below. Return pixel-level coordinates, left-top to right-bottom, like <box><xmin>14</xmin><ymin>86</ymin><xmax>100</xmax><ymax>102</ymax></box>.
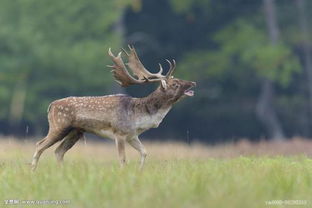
<box><xmin>139</xmin><ymin>87</ymin><xmax>172</xmax><ymax>115</ymax></box>
<box><xmin>132</xmin><ymin>87</ymin><xmax>172</xmax><ymax>132</ymax></box>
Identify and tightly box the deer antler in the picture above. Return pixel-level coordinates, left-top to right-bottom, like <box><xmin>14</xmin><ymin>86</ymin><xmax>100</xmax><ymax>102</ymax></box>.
<box><xmin>108</xmin><ymin>46</ymin><xmax>176</xmax><ymax>87</ymax></box>
<box><xmin>107</xmin><ymin>48</ymin><xmax>146</xmax><ymax>87</ymax></box>
<box><xmin>123</xmin><ymin>45</ymin><xmax>165</xmax><ymax>80</ymax></box>
<box><xmin>165</xmin><ymin>59</ymin><xmax>176</xmax><ymax>78</ymax></box>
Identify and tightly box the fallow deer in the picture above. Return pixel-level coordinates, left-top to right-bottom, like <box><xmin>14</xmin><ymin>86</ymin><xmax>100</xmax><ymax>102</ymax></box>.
<box><xmin>31</xmin><ymin>45</ymin><xmax>196</xmax><ymax>170</ymax></box>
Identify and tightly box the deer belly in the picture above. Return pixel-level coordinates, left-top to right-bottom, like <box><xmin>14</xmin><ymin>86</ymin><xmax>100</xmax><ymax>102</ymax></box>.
<box><xmin>98</xmin><ymin>129</ymin><xmax>115</xmax><ymax>140</ymax></box>
<box><xmin>86</xmin><ymin>128</ymin><xmax>115</xmax><ymax>140</ymax></box>
<box><xmin>74</xmin><ymin>118</ymin><xmax>116</xmax><ymax>139</ymax></box>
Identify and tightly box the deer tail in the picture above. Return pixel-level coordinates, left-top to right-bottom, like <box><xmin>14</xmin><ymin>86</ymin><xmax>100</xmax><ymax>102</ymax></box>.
<box><xmin>47</xmin><ymin>103</ymin><xmax>52</xmax><ymax>114</ymax></box>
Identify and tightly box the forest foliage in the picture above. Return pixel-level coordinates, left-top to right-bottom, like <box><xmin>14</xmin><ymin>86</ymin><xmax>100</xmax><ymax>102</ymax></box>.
<box><xmin>0</xmin><ymin>0</ymin><xmax>311</xmax><ymax>142</ymax></box>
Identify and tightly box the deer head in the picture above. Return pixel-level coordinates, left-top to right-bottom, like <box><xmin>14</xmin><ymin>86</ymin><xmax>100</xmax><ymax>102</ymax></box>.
<box><xmin>107</xmin><ymin>45</ymin><xmax>196</xmax><ymax>104</ymax></box>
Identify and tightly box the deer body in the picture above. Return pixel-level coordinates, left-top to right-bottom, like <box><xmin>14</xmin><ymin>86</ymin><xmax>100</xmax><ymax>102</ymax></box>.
<box><xmin>49</xmin><ymin>92</ymin><xmax>172</xmax><ymax>139</ymax></box>
<box><xmin>31</xmin><ymin>46</ymin><xmax>195</xmax><ymax>170</ymax></box>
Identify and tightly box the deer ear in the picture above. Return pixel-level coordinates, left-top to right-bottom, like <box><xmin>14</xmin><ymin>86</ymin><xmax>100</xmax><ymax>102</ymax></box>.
<box><xmin>160</xmin><ymin>79</ymin><xmax>167</xmax><ymax>90</ymax></box>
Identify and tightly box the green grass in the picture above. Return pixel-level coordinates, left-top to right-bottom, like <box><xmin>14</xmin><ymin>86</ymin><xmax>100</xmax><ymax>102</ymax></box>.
<box><xmin>0</xmin><ymin>155</ymin><xmax>311</xmax><ymax>208</ymax></box>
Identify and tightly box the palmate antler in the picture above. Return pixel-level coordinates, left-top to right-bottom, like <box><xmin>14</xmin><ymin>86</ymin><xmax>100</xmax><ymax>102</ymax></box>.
<box><xmin>108</xmin><ymin>45</ymin><xmax>176</xmax><ymax>87</ymax></box>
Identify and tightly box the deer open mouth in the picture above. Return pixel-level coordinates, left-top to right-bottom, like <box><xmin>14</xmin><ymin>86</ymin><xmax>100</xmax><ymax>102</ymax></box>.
<box><xmin>184</xmin><ymin>89</ymin><xmax>194</xmax><ymax>96</ymax></box>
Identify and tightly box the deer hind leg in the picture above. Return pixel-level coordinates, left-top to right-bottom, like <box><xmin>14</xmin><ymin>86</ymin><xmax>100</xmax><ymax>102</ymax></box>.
<box><xmin>31</xmin><ymin>128</ymin><xmax>70</xmax><ymax>171</ymax></box>
<box><xmin>55</xmin><ymin>129</ymin><xmax>83</xmax><ymax>163</ymax></box>
<box><xmin>35</xmin><ymin>137</ymin><xmax>47</xmax><ymax>146</ymax></box>
<box><xmin>127</xmin><ymin>136</ymin><xmax>147</xmax><ymax>169</ymax></box>
<box><xmin>115</xmin><ymin>136</ymin><xmax>126</xmax><ymax>167</ymax></box>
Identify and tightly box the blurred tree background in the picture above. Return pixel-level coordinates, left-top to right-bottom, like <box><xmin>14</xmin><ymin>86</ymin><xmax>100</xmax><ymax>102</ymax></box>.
<box><xmin>1</xmin><ymin>0</ymin><xmax>312</xmax><ymax>143</ymax></box>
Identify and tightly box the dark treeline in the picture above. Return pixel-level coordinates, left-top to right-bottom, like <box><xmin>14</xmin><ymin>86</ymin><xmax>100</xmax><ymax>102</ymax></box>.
<box><xmin>1</xmin><ymin>0</ymin><xmax>312</xmax><ymax>143</ymax></box>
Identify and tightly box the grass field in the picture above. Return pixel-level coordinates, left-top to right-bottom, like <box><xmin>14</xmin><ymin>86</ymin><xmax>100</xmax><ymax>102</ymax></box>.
<box><xmin>0</xmin><ymin>138</ymin><xmax>311</xmax><ymax>208</ymax></box>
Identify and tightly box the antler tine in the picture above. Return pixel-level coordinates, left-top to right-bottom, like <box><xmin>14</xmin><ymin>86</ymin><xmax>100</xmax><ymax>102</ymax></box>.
<box><xmin>121</xmin><ymin>47</ymin><xmax>129</xmax><ymax>56</ymax></box>
<box><xmin>165</xmin><ymin>59</ymin><xmax>172</xmax><ymax>69</ymax></box>
<box><xmin>165</xmin><ymin>59</ymin><xmax>176</xmax><ymax>78</ymax></box>
<box><xmin>172</xmin><ymin>59</ymin><xmax>176</xmax><ymax>72</ymax></box>
<box><xmin>108</xmin><ymin>48</ymin><xmax>114</xmax><ymax>58</ymax></box>
<box><xmin>158</xmin><ymin>63</ymin><xmax>164</xmax><ymax>75</ymax></box>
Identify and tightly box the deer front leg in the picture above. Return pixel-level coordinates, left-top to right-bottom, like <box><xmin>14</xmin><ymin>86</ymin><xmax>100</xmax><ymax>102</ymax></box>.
<box><xmin>127</xmin><ymin>136</ymin><xmax>147</xmax><ymax>170</ymax></box>
<box><xmin>115</xmin><ymin>137</ymin><xmax>126</xmax><ymax>167</ymax></box>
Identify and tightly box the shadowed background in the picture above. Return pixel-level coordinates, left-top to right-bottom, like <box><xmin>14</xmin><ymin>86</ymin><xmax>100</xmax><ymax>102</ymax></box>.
<box><xmin>1</xmin><ymin>0</ymin><xmax>312</xmax><ymax>143</ymax></box>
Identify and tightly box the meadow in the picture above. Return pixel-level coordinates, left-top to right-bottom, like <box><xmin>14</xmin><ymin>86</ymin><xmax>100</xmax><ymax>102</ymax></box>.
<box><xmin>0</xmin><ymin>138</ymin><xmax>311</xmax><ymax>208</ymax></box>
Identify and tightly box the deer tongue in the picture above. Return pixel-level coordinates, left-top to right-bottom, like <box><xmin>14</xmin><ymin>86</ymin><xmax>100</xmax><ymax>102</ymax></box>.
<box><xmin>184</xmin><ymin>90</ymin><xmax>194</xmax><ymax>96</ymax></box>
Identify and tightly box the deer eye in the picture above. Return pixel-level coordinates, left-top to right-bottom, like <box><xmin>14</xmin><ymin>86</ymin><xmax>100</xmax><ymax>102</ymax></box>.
<box><xmin>172</xmin><ymin>83</ymin><xmax>178</xmax><ymax>88</ymax></box>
